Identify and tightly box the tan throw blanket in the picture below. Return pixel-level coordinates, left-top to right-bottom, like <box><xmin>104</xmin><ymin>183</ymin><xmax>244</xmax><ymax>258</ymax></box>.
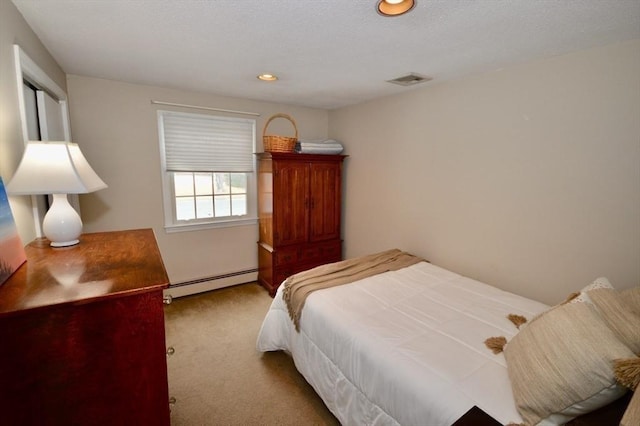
<box><xmin>283</xmin><ymin>249</ymin><xmax>424</xmax><ymax>331</ymax></box>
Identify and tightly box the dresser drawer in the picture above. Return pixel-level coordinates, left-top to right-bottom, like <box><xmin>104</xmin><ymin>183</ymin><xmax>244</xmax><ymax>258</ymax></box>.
<box><xmin>272</xmin><ymin>240</ymin><xmax>342</xmax><ymax>292</ymax></box>
<box><xmin>275</xmin><ymin>241</ymin><xmax>342</xmax><ymax>266</ymax></box>
<box><xmin>299</xmin><ymin>241</ymin><xmax>342</xmax><ymax>263</ymax></box>
<box><xmin>274</xmin><ymin>268</ymin><xmax>295</xmax><ymax>288</ymax></box>
<box><xmin>320</xmin><ymin>240</ymin><xmax>341</xmax><ymax>260</ymax></box>
<box><xmin>274</xmin><ymin>247</ymin><xmax>298</xmax><ymax>266</ymax></box>
<box><xmin>299</xmin><ymin>245</ymin><xmax>321</xmax><ymax>263</ymax></box>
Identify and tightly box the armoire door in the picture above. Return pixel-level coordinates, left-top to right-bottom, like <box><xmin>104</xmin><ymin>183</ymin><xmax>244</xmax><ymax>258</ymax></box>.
<box><xmin>273</xmin><ymin>161</ymin><xmax>309</xmax><ymax>246</ymax></box>
<box><xmin>309</xmin><ymin>162</ymin><xmax>341</xmax><ymax>242</ymax></box>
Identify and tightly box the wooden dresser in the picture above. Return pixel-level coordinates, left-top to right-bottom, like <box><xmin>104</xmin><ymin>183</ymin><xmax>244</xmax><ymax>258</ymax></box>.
<box><xmin>0</xmin><ymin>229</ymin><xmax>171</xmax><ymax>426</ymax></box>
<box><xmin>257</xmin><ymin>152</ymin><xmax>346</xmax><ymax>296</ymax></box>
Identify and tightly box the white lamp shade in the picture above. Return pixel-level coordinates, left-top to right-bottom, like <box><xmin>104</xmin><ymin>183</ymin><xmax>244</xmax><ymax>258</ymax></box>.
<box><xmin>6</xmin><ymin>141</ymin><xmax>107</xmax><ymax>195</ymax></box>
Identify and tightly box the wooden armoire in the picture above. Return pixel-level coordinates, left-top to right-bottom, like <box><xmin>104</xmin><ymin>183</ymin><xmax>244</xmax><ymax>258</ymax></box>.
<box><xmin>257</xmin><ymin>152</ymin><xmax>347</xmax><ymax>296</ymax></box>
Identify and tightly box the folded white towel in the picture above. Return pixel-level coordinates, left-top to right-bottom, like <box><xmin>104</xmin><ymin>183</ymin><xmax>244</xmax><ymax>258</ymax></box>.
<box><xmin>298</xmin><ymin>143</ymin><xmax>343</xmax><ymax>150</ymax></box>
<box><xmin>297</xmin><ymin>147</ymin><xmax>343</xmax><ymax>154</ymax></box>
<box><xmin>298</xmin><ymin>139</ymin><xmax>340</xmax><ymax>145</ymax></box>
<box><xmin>295</xmin><ymin>139</ymin><xmax>344</xmax><ymax>154</ymax></box>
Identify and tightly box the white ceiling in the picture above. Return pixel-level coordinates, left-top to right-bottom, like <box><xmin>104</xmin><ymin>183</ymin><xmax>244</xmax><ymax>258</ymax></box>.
<box><xmin>12</xmin><ymin>0</ymin><xmax>640</xmax><ymax>110</ymax></box>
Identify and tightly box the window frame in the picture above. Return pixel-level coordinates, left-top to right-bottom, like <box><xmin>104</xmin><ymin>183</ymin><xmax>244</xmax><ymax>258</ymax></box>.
<box><xmin>157</xmin><ymin>110</ymin><xmax>258</xmax><ymax>233</ymax></box>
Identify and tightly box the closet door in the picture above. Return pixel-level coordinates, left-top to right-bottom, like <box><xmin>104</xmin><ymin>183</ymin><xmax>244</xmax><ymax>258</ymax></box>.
<box><xmin>309</xmin><ymin>162</ymin><xmax>341</xmax><ymax>242</ymax></box>
<box><xmin>22</xmin><ymin>83</ymin><xmax>40</xmax><ymax>140</ymax></box>
<box><xmin>273</xmin><ymin>160</ymin><xmax>309</xmax><ymax>246</ymax></box>
<box><xmin>36</xmin><ymin>90</ymin><xmax>67</xmax><ymax>140</ymax></box>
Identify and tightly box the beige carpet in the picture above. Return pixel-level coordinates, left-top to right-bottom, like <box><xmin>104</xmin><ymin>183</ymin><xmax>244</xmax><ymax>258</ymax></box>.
<box><xmin>164</xmin><ymin>282</ymin><xmax>340</xmax><ymax>426</ymax></box>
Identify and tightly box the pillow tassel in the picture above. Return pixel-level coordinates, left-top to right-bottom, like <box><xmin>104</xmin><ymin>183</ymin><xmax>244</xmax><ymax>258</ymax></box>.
<box><xmin>485</xmin><ymin>336</ymin><xmax>507</xmax><ymax>354</ymax></box>
<box><xmin>507</xmin><ymin>313</ymin><xmax>527</xmax><ymax>329</ymax></box>
<box><xmin>614</xmin><ymin>356</ymin><xmax>640</xmax><ymax>390</ymax></box>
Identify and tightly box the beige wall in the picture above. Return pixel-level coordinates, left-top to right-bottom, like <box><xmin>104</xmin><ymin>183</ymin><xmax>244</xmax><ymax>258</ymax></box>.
<box><xmin>0</xmin><ymin>0</ymin><xmax>67</xmax><ymax>243</ymax></box>
<box><xmin>66</xmin><ymin>75</ymin><xmax>329</xmax><ymax>286</ymax></box>
<box><xmin>330</xmin><ymin>40</ymin><xmax>640</xmax><ymax>304</ymax></box>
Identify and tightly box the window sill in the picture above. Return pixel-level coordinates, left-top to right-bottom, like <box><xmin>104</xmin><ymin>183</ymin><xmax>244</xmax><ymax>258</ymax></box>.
<box><xmin>164</xmin><ymin>217</ymin><xmax>258</xmax><ymax>233</ymax></box>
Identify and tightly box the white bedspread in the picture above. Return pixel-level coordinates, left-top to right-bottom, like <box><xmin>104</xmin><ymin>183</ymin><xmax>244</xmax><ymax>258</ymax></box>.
<box><xmin>256</xmin><ymin>262</ymin><xmax>549</xmax><ymax>425</ymax></box>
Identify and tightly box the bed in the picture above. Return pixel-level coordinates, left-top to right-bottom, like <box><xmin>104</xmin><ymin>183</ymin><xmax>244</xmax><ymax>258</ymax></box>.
<box><xmin>256</xmin><ymin>251</ymin><xmax>638</xmax><ymax>426</ymax></box>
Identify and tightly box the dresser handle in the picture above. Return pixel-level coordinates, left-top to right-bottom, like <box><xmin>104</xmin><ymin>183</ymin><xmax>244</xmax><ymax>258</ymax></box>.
<box><xmin>169</xmin><ymin>396</ymin><xmax>176</xmax><ymax>411</ymax></box>
<box><xmin>163</xmin><ymin>294</ymin><xmax>173</xmax><ymax>305</ymax></box>
<box><xmin>166</xmin><ymin>346</ymin><xmax>175</xmax><ymax>356</ymax></box>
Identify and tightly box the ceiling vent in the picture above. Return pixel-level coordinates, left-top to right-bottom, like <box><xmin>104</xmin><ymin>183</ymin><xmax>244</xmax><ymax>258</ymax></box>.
<box><xmin>387</xmin><ymin>73</ymin><xmax>432</xmax><ymax>86</ymax></box>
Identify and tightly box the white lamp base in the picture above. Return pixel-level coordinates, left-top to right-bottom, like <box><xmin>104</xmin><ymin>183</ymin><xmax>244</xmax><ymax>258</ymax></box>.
<box><xmin>43</xmin><ymin>193</ymin><xmax>82</xmax><ymax>247</ymax></box>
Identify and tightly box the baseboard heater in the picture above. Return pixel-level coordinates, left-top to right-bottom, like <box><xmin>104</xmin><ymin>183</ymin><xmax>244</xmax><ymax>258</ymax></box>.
<box><xmin>166</xmin><ymin>268</ymin><xmax>258</xmax><ymax>298</ymax></box>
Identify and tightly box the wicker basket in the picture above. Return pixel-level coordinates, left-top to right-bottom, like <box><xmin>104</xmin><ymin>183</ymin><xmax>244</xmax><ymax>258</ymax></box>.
<box><xmin>263</xmin><ymin>113</ymin><xmax>298</xmax><ymax>152</ymax></box>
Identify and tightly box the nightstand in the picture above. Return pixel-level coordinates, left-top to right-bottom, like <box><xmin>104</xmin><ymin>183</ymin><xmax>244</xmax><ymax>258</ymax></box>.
<box><xmin>453</xmin><ymin>406</ymin><xmax>502</xmax><ymax>426</ymax></box>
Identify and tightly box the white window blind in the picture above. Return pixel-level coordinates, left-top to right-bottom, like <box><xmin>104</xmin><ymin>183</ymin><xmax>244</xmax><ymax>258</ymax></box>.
<box><xmin>160</xmin><ymin>111</ymin><xmax>255</xmax><ymax>172</ymax></box>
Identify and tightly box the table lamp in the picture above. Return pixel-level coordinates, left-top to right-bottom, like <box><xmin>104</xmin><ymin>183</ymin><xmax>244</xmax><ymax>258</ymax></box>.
<box><xmin>6</xmin><ymin>141</ymin><xmax>107</xmax><ymax>247</ymax></box>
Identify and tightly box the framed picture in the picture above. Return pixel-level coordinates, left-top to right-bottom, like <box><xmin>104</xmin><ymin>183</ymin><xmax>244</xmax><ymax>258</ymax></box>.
<box><xmin>0</xmin><ymin>177</ymin><xmax>26</xmax><ymax>286</ymax></box>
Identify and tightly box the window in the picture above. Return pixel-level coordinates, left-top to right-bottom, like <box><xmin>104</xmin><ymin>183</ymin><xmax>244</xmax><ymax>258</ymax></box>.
<box><xmin>158</xmin><ymin>110</ymin><xmax>257</xmax><ymax>231</ymax></box>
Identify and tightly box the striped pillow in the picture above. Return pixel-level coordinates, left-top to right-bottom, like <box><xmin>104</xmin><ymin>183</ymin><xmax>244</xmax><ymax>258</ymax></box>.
<box><xmin>620</xmin><ymin>286</ymin><xmax>640</xmax><ymax>315</ymax></box>
<box><xmin>504</xmin><ymin>301</ymin><xmax>633</xmax><ymax>425</ymax></box>
<box><xmin>588</xmin><ymin>287</ymin><xmax>640</xmax><ymax>353</ymax></box>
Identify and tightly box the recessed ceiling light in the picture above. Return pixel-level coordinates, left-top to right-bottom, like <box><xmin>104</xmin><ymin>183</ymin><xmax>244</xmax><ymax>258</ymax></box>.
<box><xmin>377</xmin><ymin>0</ymin><xmax>415</xmax><ymax>17</ymax></box>
<box><xmin>257</xmin><ymin>74</ymin><xmax>278</xmax><ymax>81</ymax></box>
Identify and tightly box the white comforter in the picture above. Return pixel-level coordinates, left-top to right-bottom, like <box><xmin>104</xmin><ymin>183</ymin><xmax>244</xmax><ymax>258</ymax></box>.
<box><xmin>256</xmin><ymin>262</ymin><xmax>549</xmax><ymax>425</ymax></box>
